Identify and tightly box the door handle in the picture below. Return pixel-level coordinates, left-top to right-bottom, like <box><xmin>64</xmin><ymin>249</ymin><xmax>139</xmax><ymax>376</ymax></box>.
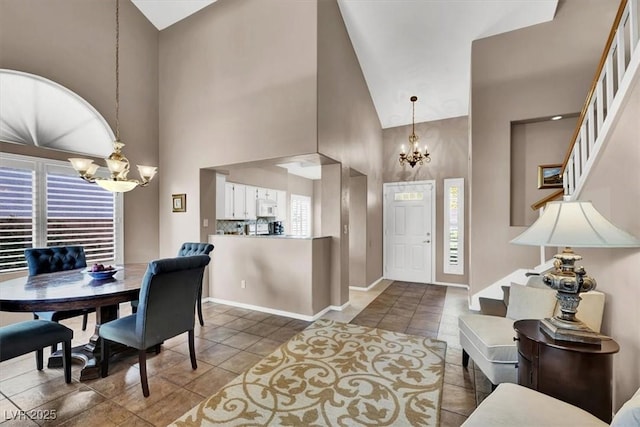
<box><xmin>423</xmin><ymin>240</ymin><xmax>430</xmax><ymax>243</ymax></box>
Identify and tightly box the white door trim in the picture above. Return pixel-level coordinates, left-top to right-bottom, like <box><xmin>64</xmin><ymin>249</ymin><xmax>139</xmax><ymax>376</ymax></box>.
<box><xmin>383</xmin><ymin>180</ymin><xmax>436</xmax><ymax>283</ymax></box>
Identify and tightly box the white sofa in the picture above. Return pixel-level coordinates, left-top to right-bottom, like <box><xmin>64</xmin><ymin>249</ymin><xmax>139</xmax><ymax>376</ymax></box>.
<box><xmin>458</xmin><ymin>275</ymin><xmax>605</xmax><ymax>386</ymax></box>
<box><xmin>462</xmin><ymin>383</ymin><xmax>640</xmax><ymax>426</ymax></box>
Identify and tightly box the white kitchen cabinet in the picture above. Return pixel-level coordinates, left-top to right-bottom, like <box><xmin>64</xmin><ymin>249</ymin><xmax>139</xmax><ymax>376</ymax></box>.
<box><xmin>245</xmin><ymin>185</ymin><xmax>257</xmax><ymax>219</ymax></box>
<box><xmin>224</xmin><ymin>182</ymin><xmax>235</xmax><ymax>219</ymax></box>
<box><xmin>216</xmin><ymin>174</ymin><xmax>227</xmax><ymax>220</ymax></box>
<box><xmin>276</xmin><ymin>190</ymin><xmax>287</xmax><ymax>223</ymax></box>
<box><xmin>256</xmin><ymin>187</ymin><xmax>273</xmax><ymax>200</ymax></box>
<box><xmin>233</xmin><ymin>183</ymin><xmax>247</xmax><ymax>219</ymax></box>
<box><xmin>225</xmin><ymin>183</ymin><xmax>257</xmax><ymax>220</ymax></box>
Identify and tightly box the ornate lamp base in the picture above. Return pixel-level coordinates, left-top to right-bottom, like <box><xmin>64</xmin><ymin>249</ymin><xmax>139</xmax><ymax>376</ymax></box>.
<box><xmin>540</xmin><ymin>317</ymin><xmax>610</xmax><ymax>345</ymax></box>
<box><xmin>538</xmin><ymin>247</ymin><xmax>611</xmax><ymax>345</ymax></box>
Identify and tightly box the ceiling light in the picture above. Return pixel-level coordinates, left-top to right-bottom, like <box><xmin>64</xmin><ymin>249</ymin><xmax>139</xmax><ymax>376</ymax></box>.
<box><xmin>69</xmin><ymin>0</ymin><xmax>157</xmax><ymax>192</ymax></box>
<box><xmin>399</xmin><ymin>96</ymin><xmax>431</xmax><ymax>168</ymax></box>
<box><xmin>551</xmin><ymin>115</ymin><xmax>563</xmax><ymax>121</ymax></box>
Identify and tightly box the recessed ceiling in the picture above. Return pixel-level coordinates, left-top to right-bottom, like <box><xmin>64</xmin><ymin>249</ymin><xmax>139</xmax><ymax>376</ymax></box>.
<box><xmin>132</xmin><ymin>0</ymin><xmax>558</xmax><ymax>128</ymax></box>
<box><xmin>276</xmin><ymin>162</ymin><xmax>322</xmax><ymax>181</ymax></box>
<box><xmin>131</xmin><ymin>0</ymin><xmax>218</xmax><ymax>31</ymax></box>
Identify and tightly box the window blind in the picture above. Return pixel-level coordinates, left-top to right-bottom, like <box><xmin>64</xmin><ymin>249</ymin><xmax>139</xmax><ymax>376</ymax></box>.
<box><xmin>0</xmin><ymin>153</ymin><xmax>122</xmax><ymax>273</ymax></box>
<box><xmin>290</xmin><ymin>194</ymin><xmax>311</xmax><ymax>237</ymax></box>
<box><xmin>0</xmin><ymin>167</ymin><xmax>34</xmax><ymax>272</ymax></box>
<box><xmin>46</xmin><ymin>173</ymin><xmax>116</xmax><ymax>263</ymax></box>
<box><xmin>444</xmin><ymin>178</ymin><xmax>464</xmax><ymax>275</ymax></box>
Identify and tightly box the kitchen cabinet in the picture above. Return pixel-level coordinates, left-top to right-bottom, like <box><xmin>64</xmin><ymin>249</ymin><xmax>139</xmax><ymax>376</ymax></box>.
<box><xmin>217</xmin><ymin>182</ymin><xmax>254</xmax><ymax>220</ymax></box>
<box><xmin>232</xmin><ymin>183</ymin><xmax>245</xmax><ymax>219</ymax></box>
<box><xmin>215</xmin><ymin>174</ymin><xmax>227</xmax><ymax>220</ymax></box>
<box><xmin>245</xmin><ymin>185</ymin><xmax>257</xmax><ymax>219</ymax></box>
<box><xmin>275</xmin><ymin>190</ymin><xmax>287</xmax><ymax>222</ymax></box>
<box><xmin>224</xmin><ymin>182</ymin><xmax>235</xmax><ymax>219</ymax></box>
<box><xmin>257</xmin><ymin>187</ymin><xmax>273</xmax><ymax>200</ymax></box>
<box><xmin>218</xmin><ymin>178</ymin><xmax>283</xmax><ymax>220</ymax></box>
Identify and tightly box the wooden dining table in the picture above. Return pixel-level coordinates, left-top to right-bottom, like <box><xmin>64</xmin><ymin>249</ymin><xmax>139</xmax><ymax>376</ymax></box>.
<box><xmin>0</xmin><ymin>264</ymin><xmax>147</xmax><ymax>380</ymax></box>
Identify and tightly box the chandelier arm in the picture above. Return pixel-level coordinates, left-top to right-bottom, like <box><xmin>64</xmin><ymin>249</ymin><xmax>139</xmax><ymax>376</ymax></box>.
<box><xmin>68</xmin><ymin>0</ymin><xmax>156</xmax><ymax>192</ymax></box>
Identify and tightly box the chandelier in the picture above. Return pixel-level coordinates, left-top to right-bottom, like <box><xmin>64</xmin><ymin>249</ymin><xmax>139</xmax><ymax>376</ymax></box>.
<box><xmin>69</xmin><ymin>0</ymin><xmax>156</xmax><ymax>193</ymax></box>
<box><xmin>399</xmin><ymin>96</ymin><xmax>431</xmax><ymax>168</ymax></box>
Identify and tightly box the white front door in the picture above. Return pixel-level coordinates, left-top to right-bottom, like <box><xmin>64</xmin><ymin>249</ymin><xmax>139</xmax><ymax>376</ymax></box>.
<box><xmin>383</xmin><ymin>181</ymin><xmax>435</xmax><ymax>283</ymax></box>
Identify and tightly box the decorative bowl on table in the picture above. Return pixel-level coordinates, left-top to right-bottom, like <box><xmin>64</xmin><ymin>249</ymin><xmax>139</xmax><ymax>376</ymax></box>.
<box><xmin>85</xmin><ymin>265</ymin><xmax>121</xmax><ymax>280</ymax></box>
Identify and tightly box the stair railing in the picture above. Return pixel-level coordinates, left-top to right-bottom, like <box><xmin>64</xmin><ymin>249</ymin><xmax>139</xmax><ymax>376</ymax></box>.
<box><xmin>560</xmin><ymin>0</ymin><xmax>639</xmax><ymax>199</ymax></box>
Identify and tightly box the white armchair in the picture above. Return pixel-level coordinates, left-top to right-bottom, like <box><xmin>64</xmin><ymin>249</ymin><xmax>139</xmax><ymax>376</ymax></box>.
<box><xmin>458</xmin><ymin>275</ymin><xmax>605</xmax><ymax>386</ymax></box>
<box><xmin>463</xmin><ymin>383</ymin><xmax>640</xmax><ymax>427</ymax></box>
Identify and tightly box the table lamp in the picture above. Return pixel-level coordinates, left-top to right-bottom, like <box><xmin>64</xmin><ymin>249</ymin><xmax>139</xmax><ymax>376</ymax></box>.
<box><xmin>511</xmin><ymin>200</ymin><xmax>640</xmax><ymax>344</ymax></box>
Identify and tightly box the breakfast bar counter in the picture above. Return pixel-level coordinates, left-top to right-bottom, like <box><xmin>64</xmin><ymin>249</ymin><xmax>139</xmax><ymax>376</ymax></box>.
<box><xmin>208</xmin><ymin>235</ymin><xmax>332</xmax><ymax>318</ymax></box>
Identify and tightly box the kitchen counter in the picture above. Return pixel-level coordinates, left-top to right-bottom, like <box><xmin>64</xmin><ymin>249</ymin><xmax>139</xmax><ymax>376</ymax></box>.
<box><xmin>208</xmin><ymin>234</ymin><xmax>332</xmax><ymax>318</ymax></box>
<box><xmin>213</xmin><ymin>234</ymin><xmax>330</xmax><ymax>240</ymax></box>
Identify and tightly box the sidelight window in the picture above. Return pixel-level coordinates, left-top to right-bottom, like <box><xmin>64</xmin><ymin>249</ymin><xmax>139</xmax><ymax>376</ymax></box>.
<box><xmin>444</xmin><ymin>178</ymin><xmax>464</xmax><ymax>275</ymax></box>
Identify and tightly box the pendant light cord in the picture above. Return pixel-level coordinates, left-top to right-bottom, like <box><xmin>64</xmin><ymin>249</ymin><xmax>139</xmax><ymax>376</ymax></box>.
<box><xmin>411</xmin><ymin>99</ymin><xmax>415</xmax><ymax>138</ymax></box>
<box><xmin>115</xmin><ymin>0</ymin><xmax>120</xmax><ymax>141</ymax></box>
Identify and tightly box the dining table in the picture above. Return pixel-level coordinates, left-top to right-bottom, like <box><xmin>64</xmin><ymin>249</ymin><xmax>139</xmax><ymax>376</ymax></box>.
<box><xmin>0</xmin><ymin>264</ymin><xmax>147</xmax><ymax>380</ymax></box>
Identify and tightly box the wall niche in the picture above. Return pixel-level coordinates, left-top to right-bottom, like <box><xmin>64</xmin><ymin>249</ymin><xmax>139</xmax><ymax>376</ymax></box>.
<box><xmin>510</xmin><ymin>115</ymin><xmax>577</xmax><ymax>227</ymax></box>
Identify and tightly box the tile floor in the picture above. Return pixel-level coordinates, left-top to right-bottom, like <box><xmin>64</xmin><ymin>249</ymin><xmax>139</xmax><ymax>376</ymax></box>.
<box><xmin>0</xmin><ymin>281</ymin><xmax>489</xmax><ymax>426</ymax></box>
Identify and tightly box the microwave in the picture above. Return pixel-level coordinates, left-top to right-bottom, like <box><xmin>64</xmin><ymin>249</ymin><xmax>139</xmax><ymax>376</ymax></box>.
<box><xmin>257</xmin><ymin>198</ymin><xmax>277</xmax><ymax>217</ymax></box>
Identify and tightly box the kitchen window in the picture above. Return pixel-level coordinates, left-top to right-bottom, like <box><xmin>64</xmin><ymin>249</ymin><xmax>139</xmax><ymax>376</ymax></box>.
<box><xmin>0</xmin><ymin>153</ymin><xmax>123</xmax><ymax>273</ymax></box>
<box><xmin>290</xmin><ymin>194</ymin><xmax>311</xmax><ymax>237</ymax></box>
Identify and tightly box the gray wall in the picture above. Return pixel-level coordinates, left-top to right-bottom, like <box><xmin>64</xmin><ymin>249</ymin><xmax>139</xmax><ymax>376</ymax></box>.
<box><xmin>316</xmin><ymin>0</ymin><xmax>384</xmax><ymax>298</ymax></box>
<box><xmin>158</xmin><ymin>0</ymin><xmax>318</xmax><ymax>257</ymax></box>
<box><xmin>469</xmin><ymin>0</ymin><xmax>640</xmax><ymax>409</ymax></box>
<box><xmin>0</xmin><ymin>0</ymin><xmax>160</xmax><ymax>264</ymax></box>
<box><xmin>577</xmin><ymin>70</ymin><xmax>640</xmax><ymax>410</ymax></box>
<box><xmin>469</xmin><ymin>0</ymin><xmax>617</xmax><ymax>295</ymax></box>
<box><xmin>160</xmin><ymin>0</ymin><xmax>383</xmax><ymax>308</ymax></box>
<box><xmin>510</xmin><ymin>117</ymin><xmax>576</xmax><ymax>226</ymax></box>
<box><xmin>382</xmin><ymin>116</ymin><xmax>469</xmax><ymax>285</ymax></box>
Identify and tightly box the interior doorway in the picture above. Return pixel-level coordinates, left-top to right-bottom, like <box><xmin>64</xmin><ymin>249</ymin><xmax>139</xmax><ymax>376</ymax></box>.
<box><xmin>349</xmin><ymin>170</ymin><xmax>367</xmax><ymax>287</ymax></box>
<box><xmin>383</xmin><ymin>181</ymin><xmax>435</xmax><ymax>283</ymax></box>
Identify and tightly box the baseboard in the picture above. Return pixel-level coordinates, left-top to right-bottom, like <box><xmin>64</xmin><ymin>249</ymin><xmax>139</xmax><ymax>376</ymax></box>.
<box><xmin>432</xmin><ymin>281</ymin><xmax>469</xmax><ymax>289</ymax></box>
<box><xmin>349</xmin><ymin>276</ymin><xmax>384</xmax><ymax>291</ymax></box>
<box><xmin>329</xmin><ymin>301</ymin><xmax>350</xmax><ymax>312</ymax></box>
<box><xmin>205</xmin><ymin>297</ymin><xmax>349</xmax><ymax>322</ymax></box>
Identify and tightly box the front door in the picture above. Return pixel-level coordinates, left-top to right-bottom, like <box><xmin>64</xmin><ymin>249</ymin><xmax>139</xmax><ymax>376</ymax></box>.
<box><xmin>383</xmin><ymin>181</ymin><xmax>434</xmax><ymax>283</ymax></box>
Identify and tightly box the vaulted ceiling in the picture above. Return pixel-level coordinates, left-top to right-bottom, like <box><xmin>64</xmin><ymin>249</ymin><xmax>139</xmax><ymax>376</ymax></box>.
<box><xmin>131</xmin><ymin>0</ymin><xmax>558</xmax><ymax>128</ymax></box>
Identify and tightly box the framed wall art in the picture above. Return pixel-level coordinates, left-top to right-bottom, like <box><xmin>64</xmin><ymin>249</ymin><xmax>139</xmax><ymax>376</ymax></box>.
<box><xmin>537</xmin><ymin>164</ymin><xmax>563</xmax><ymax>189</ymax></box>
<box><xmin>172</xmin><ymin>193</ymin><xmax>186</xmax><ymax>212</ymax></box>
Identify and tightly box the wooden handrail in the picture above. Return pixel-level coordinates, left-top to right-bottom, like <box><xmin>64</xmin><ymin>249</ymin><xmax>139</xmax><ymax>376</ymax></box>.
<box><xmin>560</xmin><ymin>0</ymin><xmax>628</xmax><ymax>173</ymax></box>
<box><xmin>533</xmin><ymin>0</ymin><xmax>628</xmax><ymax>211</ymax></box>
<box><xmin>531</xmin><ymin>189</ymin><xmax>564</xmax><ymax>211</ymax></box>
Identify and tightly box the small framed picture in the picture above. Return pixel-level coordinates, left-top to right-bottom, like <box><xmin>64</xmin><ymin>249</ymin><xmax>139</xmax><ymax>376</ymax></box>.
<box><xmin>537</xmin><ymin>164</ymin><xmax>563</xmax><ymax>189</ymax></box>
<box><xmin>172</xmin><ymin>193</ymin><xmax>186</xmax><ymax>212</ymax></box>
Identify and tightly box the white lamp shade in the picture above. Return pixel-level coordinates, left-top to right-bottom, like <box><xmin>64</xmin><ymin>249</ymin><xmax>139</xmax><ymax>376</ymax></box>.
<box><xmin>137</xmin><ymin>165</ymin><xmax>157</xmax><ymax>181</ymax></box>
<box><xmin>106</xmin><ymin>159</ymin><xmax>127</xmax><ymax>174</ymax></box>
<box><xmin>86</xmin><ymin>163</ymin><xmax>100</xmax><ymax>176</ymax></box>
<box><xmin>95</xmin><ymin>179</ymin><xmax>138</xmax><ymax>193</ymax></box>
<box><xmin>68</xmin><ymin>158</ymin><xmax>94</xmax><ymax>173</ymax></box>
<box><xmin>511</xmin><ymin>201</ymin><xmax>640</xmax><ymax>248</ymax></box>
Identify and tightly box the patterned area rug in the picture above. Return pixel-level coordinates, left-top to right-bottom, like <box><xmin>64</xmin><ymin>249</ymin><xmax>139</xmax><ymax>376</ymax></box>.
<box><xmin>171</xmin><ymin>319</ymin><xmax>447</xmax><ymax>426</ymax></box>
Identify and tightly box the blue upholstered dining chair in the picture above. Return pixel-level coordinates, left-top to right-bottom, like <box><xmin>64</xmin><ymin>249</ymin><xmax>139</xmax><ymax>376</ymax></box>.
<box><xmin>0</xmin><ymin>320</ymin><xmax>73</xmax><ymax>383</ymax></box>
<box><xmin>99</xmin><ymin>255</ymin><xmax>211</xmax><ymax>397</ymax></box>
<box><xmin>24</xmin><ymin>247</ymin><xmax>96</xmax><ymax>343</ymax></box>
<box><xmin>131</xmin><ymin>242</ymin><xmax>214</xmax><ymax>326</ymax></box>
<box><xmin>177</xmin><ymin>242</ymin><xmax>214</xmax><ymax>326</ymax></box>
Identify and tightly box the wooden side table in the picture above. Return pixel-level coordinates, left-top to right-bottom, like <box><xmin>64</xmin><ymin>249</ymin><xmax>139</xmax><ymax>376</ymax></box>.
<box><xmin>513</xmin><ymin>319</ymin><xmax>619</xmax><ymax>423</ymax></box>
